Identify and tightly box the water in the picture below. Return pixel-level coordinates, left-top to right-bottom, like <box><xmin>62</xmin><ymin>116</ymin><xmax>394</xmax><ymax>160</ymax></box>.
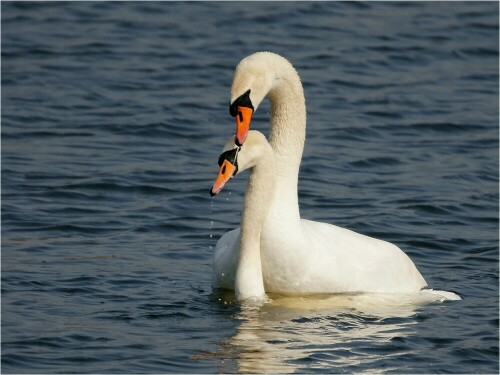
<box><xmin>2</xmin><ymin>1</ymin><xmax>498</xmax><ymax>373</ymax></box>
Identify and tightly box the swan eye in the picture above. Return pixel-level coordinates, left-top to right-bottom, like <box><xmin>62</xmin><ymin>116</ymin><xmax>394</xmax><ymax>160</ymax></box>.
<box><xmin>229</xmin><ymin>103</ymin><xmax>238</xmax><ymax>117</ymax></box>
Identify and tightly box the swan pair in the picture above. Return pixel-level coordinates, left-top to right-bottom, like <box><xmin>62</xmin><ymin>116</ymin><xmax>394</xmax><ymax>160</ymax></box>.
<box><xmin>209</xmin><ymin>52</ymin><xmax>450</xmax><ymax>302</ymax></box>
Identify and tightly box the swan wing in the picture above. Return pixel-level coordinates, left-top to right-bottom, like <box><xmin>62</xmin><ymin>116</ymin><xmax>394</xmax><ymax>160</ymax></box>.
<box><xmin>261</xmin><ymin>219</ymin><xmax>427</xmax><ymax>295</ymax></box>
<box><xmin>301</xmin><ymin>219</ymin><xmax>428</xmax><ymax>293</ymax></box>
<box><xmin>212</xmin><ymin>228</ymin><xmax>240</xmax><ymax>290</ymax></box>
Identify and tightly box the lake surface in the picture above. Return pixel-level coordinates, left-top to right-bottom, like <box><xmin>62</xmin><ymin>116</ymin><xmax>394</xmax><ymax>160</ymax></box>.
<box><xmin>2</xmin><ymin>1</ymin><xmax>498</xmax><ymax>373</ymax></box>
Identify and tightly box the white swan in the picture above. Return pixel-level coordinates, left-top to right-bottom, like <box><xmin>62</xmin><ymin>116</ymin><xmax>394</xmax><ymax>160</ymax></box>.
<box><xmin>210</xmin><ymin>130</ymin><xmax>428</xmax><ymax>300</ymax></box>
<box><xmin>210</xmin><ymin>52</ymin><xmax>457</xmax><ymax>301</ymax></box>
<box><xmin>210</xmin><ymin>131</ymin><xmax>274</xmax><ymax>300</ymax></box>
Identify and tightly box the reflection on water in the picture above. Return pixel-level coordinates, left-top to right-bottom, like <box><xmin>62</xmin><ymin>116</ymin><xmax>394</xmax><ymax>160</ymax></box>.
<box><xmin>219</xmin><ymin>292</ymin><xmax>448</xmax><ymax>373</ymax></box>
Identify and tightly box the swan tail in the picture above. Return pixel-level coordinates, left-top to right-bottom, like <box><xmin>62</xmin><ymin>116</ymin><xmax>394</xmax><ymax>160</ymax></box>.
<box><xmin>419</xmin><ymin>288</ymin><xmax>462</xmax><ymax>301</ymax></box>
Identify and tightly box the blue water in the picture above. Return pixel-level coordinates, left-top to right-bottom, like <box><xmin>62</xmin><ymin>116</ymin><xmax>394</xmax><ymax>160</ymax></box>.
<box><xmin>2</xmin><ymin>1</ymin><xmax>498</xmax><ymax>373</ymax></box>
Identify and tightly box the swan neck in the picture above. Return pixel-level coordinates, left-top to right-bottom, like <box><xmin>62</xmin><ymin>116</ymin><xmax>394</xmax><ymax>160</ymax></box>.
<box><xmin>241</xmin><ymin>161</ymin><xmax>275</xmax><ymax>238</ymax></box>
<box><xmin>268</xmin><ymin>72</ymin><xmax>306</xmax><ymax>162</ymax></box>
<box><xmin>236</xmin><ymin>153</ymin><xmax>275</xmax><ymax>300</ymax></box>
<box><xmin>266</xmin><ymin>65</ymin><xmax>306</xmax><ymax>221</ymax></box>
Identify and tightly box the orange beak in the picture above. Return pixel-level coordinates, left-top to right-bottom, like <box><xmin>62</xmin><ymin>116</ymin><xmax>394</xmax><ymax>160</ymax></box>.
<box><xmin>210</xmin><ymin>160</ymin><xmax>237</xmax><ymax>196</ymax></box>
<box><xmin>235</xmin><ymin>106</ymin><xmax>253</xmax><ymax>146</ymax></box>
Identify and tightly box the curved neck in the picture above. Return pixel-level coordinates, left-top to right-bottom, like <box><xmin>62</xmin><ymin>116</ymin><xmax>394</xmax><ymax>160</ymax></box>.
<box><xmin>235</xmin><ymin>151</ymin><xmax>275</xmax><ymax>301</ymax></box>
<box><xmin>267</xmin><ymin>68</ymin><xmax>306</xmax><ymax>222</ymax></box>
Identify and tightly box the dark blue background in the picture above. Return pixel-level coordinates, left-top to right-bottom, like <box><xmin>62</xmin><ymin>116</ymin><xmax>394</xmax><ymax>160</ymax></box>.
<box><xmin>2</xmin><ymin>2</ymin><xmax>498</xmax><ymax>373</ymax></box>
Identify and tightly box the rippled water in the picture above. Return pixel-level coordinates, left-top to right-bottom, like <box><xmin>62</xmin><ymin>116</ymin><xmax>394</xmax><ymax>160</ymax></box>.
<box><xmin>2</xmin><ymin>1</ymin><xmax>498</xmax><ymax>373</ymax></box>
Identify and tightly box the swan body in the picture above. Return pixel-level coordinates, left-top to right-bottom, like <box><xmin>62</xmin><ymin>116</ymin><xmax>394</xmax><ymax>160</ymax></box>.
<box><xmin>261</xmin><ymin>218</ymin><xmax>426</xmax><ymax>294</ymax></box>
<box><xmin>212</xmin><ymin>132</ymin><xmax>426</xmax><ymax>298</ymax></box>
<box><xmin>211</xmin><ymin>52</ymin><xmax>429</xmax><ymax>300</ymax></box>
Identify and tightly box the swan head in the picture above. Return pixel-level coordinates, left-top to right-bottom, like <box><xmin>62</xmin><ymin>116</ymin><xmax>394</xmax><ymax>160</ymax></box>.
<box><xmin>210</xmin><ymin>130</ymin><xmax>271</xmax><ymax>197</ymax></box>
<box><xmin>230</xmin><ymin>52</ymin><xmax>293</xmax><ymax>146</ymax></box>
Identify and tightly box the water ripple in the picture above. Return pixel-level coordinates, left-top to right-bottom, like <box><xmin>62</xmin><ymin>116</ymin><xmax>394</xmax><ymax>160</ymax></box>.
<box><xmin>2</xmin><ymin>1</ymin><xmax>498</xmax><ymax>374</ymax></box>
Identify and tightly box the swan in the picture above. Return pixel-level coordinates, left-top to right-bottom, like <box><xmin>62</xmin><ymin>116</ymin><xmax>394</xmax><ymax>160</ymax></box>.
<box><xmin>210</xmin><ymin>131</ymin><xmax>274</xmax><ymax>301</ymax></box>
<box><xmin>211</xmin><ymin>52</ymin><xmax>457</xmax><ymax>301</ymax></box>
<box><xmin>210</xmin><ymin>130</ymin><xmax>428</xmax><ymax>300</ymax></box>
